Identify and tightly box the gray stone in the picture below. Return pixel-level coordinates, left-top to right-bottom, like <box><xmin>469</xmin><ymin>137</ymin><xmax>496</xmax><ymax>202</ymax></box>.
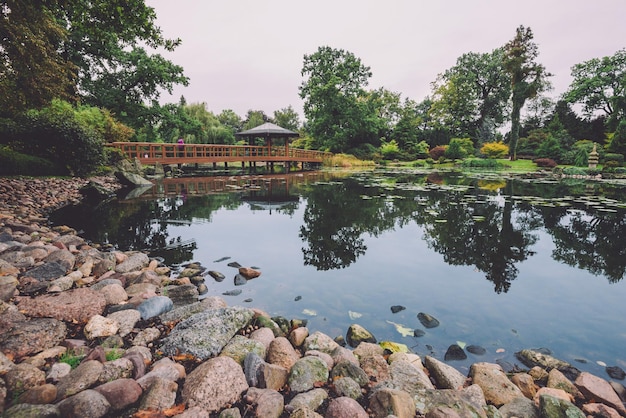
<box><xmin>346</xmin><ymin>323</ymin><xmax>377</xmax><ymax>348</ymax></box>
<box><xmin>2</xmin><ymin>403</ymin><xmax>60</xmax><ymax>417</ymax></box>
<box><xmin>333</xmin><ymin>376</ymin><xmax>362</xmax><ymax>399</ymax></box>
<box><xmin>161</xmin><ymin>306</ymin><xmax>254</xmax><ymax>360</ymax></box>
<box><xmin>57</xmin><ymin>389</ymin><xmax>111</xmax><ymax>418</ymax></box>
<box><xmin>424</xmin><ymin>355</ymin><xmax>467</xmax><ymax>389</ymax></box>
<box><xmin>414</xmin><ymin>388</ymin><xmax>487</xmax><ymax>418</ymax></box>
<box><xmin>325</xmin><ymin>396</ymin><xmax>368</xmax><ymax>418</ymax></box>
<box><xmin>182</xmin><ymin>356</ymin><xmax>249</xmax><ymax>414</ymax></box>
<box><xmin>137</xmin><ymin>295</ymin><xmax>173</xmax><ymax>320</ymax></box>
<box><xmin>139</xmin><ymin>376</ymin><xmax>178</xmax><ymax>411</ymax></box>
<box><xmin>220</xmin><ymin>334</ymin><xmax>266</xmax><ymax>366</ymax></box>
<box><xmin>245</xmin><ymin>387</ymin><xmax>284</xmax><ymax>418</ymax></box>
<box><xmin>516</xmin><ymin>349</ymin><xmax>580</xmax><ymax>381</ymax></box>
<box><xmin>56</xmin><ymin>360</ymin><xmax>104</xmax><ymax>401</ymax></box>
<box><xmin>0</xmin><ymin>317</ymin><xmax>67</xmax><ymax>359</ymax></box>
<box><xmin>244</xmin><ymin>352</ymin><xmax>265</xmax><ymax>387</ymax></box>
<box><xmin>539</xmin><ymin>394</ymin><xmax>585</xmax><ymax>418</ymax></box>
<box><xmin>288</xmin><ymin>356</ymin><xmax>329</xmax><ymax>393</ymax></box>
<box><xmin>115</xmin><ymin>252</ymin><xmax>150</xmax><ymax>273</ymax></box>
<box><xmin>288</xmin><ymin>387</ymin><xmax>329</xmax><ymax>410</ymax></box>
<box><xmin>331</xmin><ymin>360</ymin><xmax>369</xmax><ymax>387</ymax></box>
<box><xmin>303</xmin><ymin>331</ymin><xmax>340</xmax><ymax>354</ymax></box>
<box><xmin>93</xmin><ymin>378</ymin><xmax>142</xmax><ymax>411</ymax></box>
<box><xmin>369</xmin><ymin>388</ymin><xmax>415</xmax><ymax>418</ymax></box>
<box><xmin>106</xmin><ymin>308</ymin><xmax>141</xmax><ymax>338</ymax></box>
<box><xmin>469</xmin><ymin>362</ymin><xmax>524</xmax><ymax>407</ymax></box>
<box><xmin>22</xmin><ymin>261</ymin><xmax>67</xmax><ymax>281</ymax></box>
<box><xmin>499</xmin><ymin>396</ymin><xmax>540</xmax><ymax>418</ymax></box>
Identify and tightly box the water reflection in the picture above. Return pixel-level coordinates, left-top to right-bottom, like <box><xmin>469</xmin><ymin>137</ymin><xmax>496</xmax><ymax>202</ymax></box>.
<box><xmin>50</xmin><ymin>170</ymin><xmax>626</xmax><ymax>288</ymax></box>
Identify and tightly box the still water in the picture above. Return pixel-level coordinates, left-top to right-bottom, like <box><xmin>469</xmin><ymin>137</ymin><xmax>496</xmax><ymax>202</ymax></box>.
<box><xmin>51</xmin><ymin>169</ymin><xmax>626</xmax><ymax>376</ymax></box>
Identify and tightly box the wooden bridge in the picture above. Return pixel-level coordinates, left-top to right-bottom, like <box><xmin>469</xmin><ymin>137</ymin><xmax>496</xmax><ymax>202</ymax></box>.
<box><xmin>111</xmin><ymin>142</ymin><xmax>331</xmax><ymax>169</ymax></box>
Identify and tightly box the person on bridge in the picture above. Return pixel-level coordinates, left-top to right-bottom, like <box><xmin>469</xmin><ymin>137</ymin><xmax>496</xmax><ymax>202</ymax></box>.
<box><xmin>177</xmin><ymin>138</ymin><xmax>184</xmax><ymax>157</ymax></box>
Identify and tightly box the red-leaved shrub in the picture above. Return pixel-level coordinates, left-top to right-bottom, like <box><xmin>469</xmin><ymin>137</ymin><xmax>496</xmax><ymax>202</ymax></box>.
<box><xmin>533</xmin><ymin>158</ymin><xmax>557</xmax><ymax>168</ymax></box>
<box><xmin>429</xmin><ymin>145</ymin><xmax>447</xmax><ymax>160</ymax></box>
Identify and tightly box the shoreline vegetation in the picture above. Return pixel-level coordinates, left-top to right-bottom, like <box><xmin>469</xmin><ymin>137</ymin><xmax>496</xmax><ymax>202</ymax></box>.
<box><xmin>0</xmin><ymin>173</ymin><xmax>625</xmax><ymax>417</ymax></box>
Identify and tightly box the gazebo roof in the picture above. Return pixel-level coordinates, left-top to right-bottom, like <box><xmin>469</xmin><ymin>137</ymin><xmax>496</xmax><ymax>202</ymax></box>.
<box><xmin>235</xmin><ymin>122</ymin><xmax>299</xmax><ymax>138</ymax></box>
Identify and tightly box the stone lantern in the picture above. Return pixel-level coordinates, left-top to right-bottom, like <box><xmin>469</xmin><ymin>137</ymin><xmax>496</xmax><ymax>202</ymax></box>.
<box><xmin>588</xmin><ymin>143</ymin><xmax>599</xmax><ymax>169</ymax></box>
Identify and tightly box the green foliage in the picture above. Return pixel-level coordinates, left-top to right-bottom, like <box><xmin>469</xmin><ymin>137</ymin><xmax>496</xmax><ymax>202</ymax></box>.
<box><xmin>0</xmin><ymin>146</ymin><xmax>59</xmax><ymax>175</ymax></box>
<box><xmin>0</xmin><ymin>1</ymin><xmax>77</xmax><ymax>117</ymax></box>
<box><xmin>444</xmin><ymin>139</ymin><xmax>468</xmax><ymax>160</ymax></box>
<box><xmin>562</xmin><ymin>166</ymin><xmax>589</xmax><ymax>176</ymax></box>
<box><xmin>565</xmin><ymin>48</ymin><xmax>626</xmax><ymax>125</ymax></box>
<box><xmin>59</xmin><ymin>350</ymin><xmax>83</xmax><ymax>369</ymax></box>
<box><xmin>480</xmin><ymin>141</ymin><xmax>509</xmax><ymax>158</ymax></box>
<box><xmin>273</xmin><ymin>106</ymin><xmax>301</xmax><ymax>131</ymax></box>
<box><xmin>105</xmin><ymin>349</ymin><xmax>124</xmax><ymax>362</ymax></box>
<box><xmin>604</xmin><ymin>153</ymin><xmax>625</xmax><ymax>164</ymax></box>
<box><xmin>606</xmin><ymin>120</ymin><xmax>626</xmax><ymax>155</ymax></box>
<box><xmin>536</xmin><ymin>135</ymin><xmax>563</xmax><ymax>161</ymax></box>
<box><xmin>503</xmin><ymin>26</ymin><xmax>552</xmax><ymax>160</ymax></box>
<box><xmin>380</xmin><ymin>139</ymin><xmax>401</xmax><ymax>159</ymax></box>
<box><xmin>7</xmin><ymin>104</ymin><xmax>105</xmax><ymax>177</ymax></box>
<box><xmin>300</xmin><ymin>46</ymin><xmax>378</xmax><ymax>152</ymax></box>
<box><xmin>412</xmin><ymin>140</ymin><xmax>430</xmax><ymax>158</ymax></box>
<box><xmin>460</xmin><ymin>158</ymin><xmax>505</xmax><ymax>169</ymax></box>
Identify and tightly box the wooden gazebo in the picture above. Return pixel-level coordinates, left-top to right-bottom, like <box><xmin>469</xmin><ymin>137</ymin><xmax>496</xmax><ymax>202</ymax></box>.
<box><xmin>235</xmin><ymin>122</ymin><xmax>300</xmax><ymax>171</ymax></box>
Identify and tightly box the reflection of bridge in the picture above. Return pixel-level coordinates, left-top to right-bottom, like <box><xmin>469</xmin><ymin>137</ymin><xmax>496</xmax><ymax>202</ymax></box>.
<box><xmin>129</xmin><ymin>171</ymin><xmax>335</xmax><ymax>200</ymax></box>
<box><xmin>111</xmin><ymin>142</ymin><xmax>331</xmax><ymax>169</ymax></box>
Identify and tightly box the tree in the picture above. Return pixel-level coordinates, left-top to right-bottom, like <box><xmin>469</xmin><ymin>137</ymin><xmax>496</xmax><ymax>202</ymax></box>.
<box><xmin>503</xmin><ymin>26</ymin><xmax>552</xmax><ymax>160</ymax></box>
<box><xmin>565</xmin><ymin>49</ymin><xmax>626</xmax><ymax>128</ymax></box>
<box><xmin>299</xmin><ymin>46</ymin><xmax>374</xmax><ymax>152</ymax></box>
<box><xmin>0</xmin><ymin>0</ymin><xmax>77</xmax><ymax>116</ymax></box>
<box><xmin>273</xmin><ymin>106</ymin><xmax>301</xmax><ymax>131</ymax></box>
<box><xmin>429</xmin><ymin>49</ymin><xmax>511</xmax><ymax>142</ymax></box>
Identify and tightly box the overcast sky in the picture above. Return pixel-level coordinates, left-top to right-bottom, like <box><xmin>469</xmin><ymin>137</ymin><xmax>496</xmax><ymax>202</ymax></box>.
<box><xmin>147</xmin><ymin>0</ymin><xmax>626</xmax><ymax>119</ymax></box>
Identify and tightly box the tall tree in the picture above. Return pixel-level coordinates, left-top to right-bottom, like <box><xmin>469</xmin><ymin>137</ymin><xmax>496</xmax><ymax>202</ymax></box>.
<box><xmin>0</xmin><ymin>0</ymin><xmax>77</xmax><ymax>116</ymax></box>
<box><xmin>299</xmin><ymin>46</ymin><xmax>374</xmax><ymax>152</ymax></box>
<box><xmin>564</xmin><ymin>48</ymin><xmax>626</xmax><ymax>129</ymax></box>
<box><xmin>429</xmin><ymin>49</ymin><xmax>510</xmax><ymax>142</ymax></box>
<box><xmin>503</xmin><ymin>26</ymin><xmax>551</xmax><ymax>160</ymax></box>
<box><xmin>273</xmin><ymin>106</ymin><xmax>301</xmax><ymax>131</ymax></box>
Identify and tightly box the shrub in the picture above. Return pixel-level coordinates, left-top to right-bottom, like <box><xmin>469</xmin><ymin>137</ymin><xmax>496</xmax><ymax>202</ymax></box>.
<box><xmin>533</xmin><ymin>158</ymin><xmax>557</xmax><ymax>168</ymax></box>
<box><xmin>480</xmin><ymin>141</ymin><xmax>509</xmax><ymax>159</ymax></box>
<box><xmin>460</xmin><ymin>158</ymin><xmax>504</xmax><ymax>169</ymax></box>
<box><xmin>380</xmin><ymin>139</ymin><xmax>401</xmax><ymax>160</ymax></box>
<box><xmin>429</xmin><ymin>145</ymin><xmax>447</xmax><ymax>160</ymax></box>
<box><xmin>562</xmin><ymin>167</ymin><xmax>588</xmax><ymax>176</ymax></box>
<box><xmin>0</xmin><ymin>146</ymin><xmax>59</xmax><ymax>175</ymax></box>
<box><xmin>603</xmin><ymin>153</ymin><xmax>624</xmax><ymax>164</ymax></box>
<box><xmin>536</xmin><ymin>135</ymin><xmax>563</xmax><ymax>162</ymax></box>
<box><xmin>412</xmin><ymin>140</ymin><xmax>430</xmax><ymax>158</ymax></box>
<box><xmin>444</xmin><ymin>139</ymin><xmax>468</xmax><ymax>160</ymax></box>
<box><xmin>12</xmin><ymin>111</ymin><xmax>105</xmax><ymax>177</ymax></box>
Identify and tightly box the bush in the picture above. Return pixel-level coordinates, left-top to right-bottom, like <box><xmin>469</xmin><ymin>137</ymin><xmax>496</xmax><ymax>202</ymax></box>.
<box><xmin>412</xmin><ymin>140</ymin><xmax>430</xmax><ymax>158</ymax></box>
<box><xmin>444</xmin><ymin>139</ymin><xmax>468</xmax><ymax>160</ymax></box>
<box><xmin>0</xmin><ymin>146</ymin><xmax>59</xmax><ymax>175</ymax></box>
<box><xmin>562</xmin><ymin>166</ymin><xmax>588</xmax><ymax>176</ymax></box>
<box><xmin>536</xmin><ymin>135</ymin><xmax>563</xmax><ymax>162</ymax></box>
<box><xmin>12</xmin><ymin>111</ymin><xmax>105</xmax><ymax>177</ymax></box>
<box><xmin>480</xmin><ymin>141</ymin><xmax>509</xmax><ymax>159</ymax></box>
<box><xmin>460</xmin><ymin>158</ymin><xmax>505</xmax><ymax>169</ymax></box>
<box><xmin>603</xmin><ymin>153</ymin><xmax>624</xmax><ymax>164</ymax></box>
<box><xmin>380</xmin><ymin>139</ymin><xmax>401</xmax><ymax>160</ymax></box>
<box><xmin>533</xmin><ymin>158</ymin><xmax>557</xmax><ymax>168</ymax></box>
<box><xmin>429</xmin><ymin>145</ymin><xmax>447</xmax><ymax>160</ymax></box>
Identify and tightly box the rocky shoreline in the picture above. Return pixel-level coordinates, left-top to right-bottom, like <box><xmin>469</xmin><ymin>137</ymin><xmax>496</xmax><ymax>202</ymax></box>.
<box><xmin>0</xmin><ymin>176</ymin><xmax>625</xmax><ymax>418</ymax></box>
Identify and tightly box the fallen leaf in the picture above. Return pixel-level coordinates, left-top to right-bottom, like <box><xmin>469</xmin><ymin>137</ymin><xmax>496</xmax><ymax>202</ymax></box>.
<box><xmin>496</xmin><ymin>348</ymin><xmax>505</xmax><ymax>353</ymax></box>
<box><xmin>302</xmin><ymin>309</ymin><xmax>317</xmax><ymax>316</ymax></box>
<box><xmin>348</xmin><ymin>310</ymin><xmax>362</xmax><ymax>319</ymax></box>
<box><xmin>386</xmin><ymin>320</ymin><xmax>414</xmax><ymax>337</ymax></box>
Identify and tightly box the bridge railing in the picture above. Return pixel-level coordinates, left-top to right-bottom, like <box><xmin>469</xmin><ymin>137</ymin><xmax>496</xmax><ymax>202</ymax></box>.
<box><xmin>110</xmin><ymin>142</ymin><xmax>331</xmax><ymax>163</ymax></box>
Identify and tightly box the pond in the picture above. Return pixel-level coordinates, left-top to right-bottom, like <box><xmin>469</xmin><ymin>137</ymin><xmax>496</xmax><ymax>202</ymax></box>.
<box><xmin>51</xmin><ymin>168</ymin><xmax>626</xmax><ymax>377</ymax></box>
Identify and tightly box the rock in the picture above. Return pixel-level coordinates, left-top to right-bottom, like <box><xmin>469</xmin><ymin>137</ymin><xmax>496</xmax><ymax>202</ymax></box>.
<box><xmin>424</xmin><ymin>355</ymin><xmax>467</xmax><ymax>389</ymax></box>
<box><xmin>136</xmin><ymin>358</ymin><xmax>185</xmax><ymax>390</ymax></box>
<box><xmin>346</xmin><ymin>323</ymin><xmax>376</xmax><ymax>348</ymax></box>
<box><xmin>369</xmin><ymin>388</ymin><xmax>415</xmax><ymax>418</ymax></box>
<box><xmin>114</xmin><ymin>170</ymin><xmax>152</xmax><ymax>187</ymax></box>
<box><xmin>220</xmin><ymin>334</ymin><xmax>266</xmax><ymax>366</ymax></box>
<box><xmin>139</xmin><ymin>376</ymin><xmax>178</xmax><ymax>411</ymax></box>
<box><xmin>57</xmin><ymin>389</ymin><xmax>111</xmax><ymax>418</ymax></box>
<box><xmin>331</xmin><ymin>346</ymin><xmax>359</xmax><ymax>367</ymax></box>
<box><xmin>417</xmin><ymin>312</ymin><xmax>440</xmax><ymax>328</ymax></box>
<box><xmin>516</xmin><ymin>348</ymin><xmax>580</xmax><ymax>380</ymax></box>
<box><xmin>55</xmin><ymin>360</ymin><xmax>104</xmax><ymax>401</ymax></box>
<box><xmin>16</xmin><ymin>383</ymin><xmax>57</xmax><ymax>405</ymax></box>
<box><xmin>510</xmin><ymin>372</ymin><xmax>537</xmax><ymax>399</ymax></box>
<box><xmin>606</xmin><ymin>365</ymin><xmax>626</xmax><ymax>380</ymax></box>
<box><xmin>182</xmin><ymin>356</ymin><xmax>249</xmax><ymax>414</ymax></box>
<box><xmin>333</xmin><ymin>376</ymin><xmax>362</xmax><ymax>399</ymax></box>
<box><xmin>331</xmin><ymin>360</ymin><xmax>369</xmax><ymax>387</ymax></box>
<box><xmin>133</xmin><ymin>327</ymin><xmax>161</xmax><ymax>346</ymax></box>
<box><xmin>21</xmin><ymin>261</ymin><xmax>67</xmax><ymax>282</ymax></box>
<box><xmin>244</xmin><ymin>352</ymin><xmax>265</xmax><ymax>387</ymax></box>
<box><xmin>208</xmin><ymin>270</ymin><xmax>226</xmax><ymax>281</ymax></box>
<box><xmin>84</xmin><ymin>315</ymin><xmax>119</xmax><ymax>340</ymax></box>
<box><xmin>160</xmin><ymin>306</ymin><xmax>254</xmax><ymax>360</ymax></box>
<box><xmin>533</xmin><ymin>387</ymin><xmax>573</xmax><ymax>405</ymax></box>
<box><xmin>303</xmin><ymin>331</ymin><xmax>340</xmax><ymax>354</ymax></box>
<box><xmin>106</xmin><ymin>309</ymin><xmax>140</xmax><ymax>338</ymax></box>
<box><xmin>288</xmin><ymin>387</ymin><xmax>328</xmax><ymax>410</ymax></box>
<box><xmin>306</xmin><ymin>350</ymin><xmax>334</xmax><ymax>370</ymax></box>
<box><xmin>380</xmin><ymin>359</ymin><xmax>434</xmax><ymax>396</ymax></box>
<box><xmin>289</xmin><ymin>326</ymin><xmax>309</xmax><ymax>347</ymax></box>
<box><xmin>288</xmin><ymin>356</ymin><xmax>329</xmax><ymax>393</ymax></box>
<box><xmin>165</xmin><ymin>284</ymin><xmax>199</xmax><ymax>307</ymax></box>
<box><xmin>2</xmin><ymin>403</ymin><xmax>61</xmax><ymax>417</ymax></box>
<box><xmin>4</xmin><ymin>363</ymin><xmax>46</xmax><ymax>396</ymax></box>
<box><xmin>0</xmin><ymin>317</ymin><xmax>66</xmax><ymax>359</ymax></box>
<box><xmin>325</xmin><ymin>396</ymin><xmax>368</xmax><ymax>418</ymax></box>
<box><xmin>97</xmin><ymin>357</ymin><xmax>134</xmax><ymax>383</ymax></box>
<box><xmin>137</xmin><ymin>295</ymin><xmax>173</xmax><ymax>320</ymax></box>
<box><xmin>98</xmin><ymin>283</ymin><xmax>128</xmax><ymax>305</ymax></box>
<box><xmin>358</xmin><ymin>353</ymin><xmax>390</xmax><ymax>385</ymax></box>
<box><xmin>444</xmin><ymin>344</ymin><xmax>467</xmax><ymax>361</ymax></box>
<box><xmin>115</xmin><ymin>252</ymin><xmax>149</xmax><ymax>273</ymax></box>
<box><xmin>43</xmin><ymin>249</ymin><xmax>75</xmax><ymax>272</ymax></box>
<box><xmin>582</xmin><ymin>402</ymin><xmax>623</xmax><ymax>418</ymax></box>
<box><xmin>16</xmin><ymin>288</ymin><xmax>106</xmax><ymax>323</ymax></box>
<box><xmin>574</xmin><ymin>371</ymin><xmax>626</xmax><ymax>415</ymax></box>
<box><xmin>469</xmin><ymin>362</ymin><xmax>524</xmax><ymax>407</ymax></box>
<box><xmin>466</xmin><ymin>345</ymin><xmax>486</xmax><ymax>355</ymax></box>
<box><xmin>390</xmin><ymin>305</ymin><xmax>405</xmax><ymax>313</ymax></box>
<box><xmin>498</xmin><ymin>396</ymin><xmax>540</xmax><ymax>418</ymax></box>
<box><xmin>267</xmin><ymin>336</ymin><xmax>300</xmax><ymax>370</ymax></box>
<box><xmin>538</xmin><ymin>393</ymin><xmax>585</xmax><ymax>418</ymax></box>
<box><xmin>238</xmin><ymin>267</ymin><xmax>261</xmax><ymax>279</ymax></box>
<box><xmin>414</xmin><ymin>388</ymin><xmax>487</xmax><ymax>418</ymax></box>
<box><xmin>547</xmin><ymin>368</ymin><xmax>582</xmax><ymax>400</ymax></box>
<box><xmin>260</xmin><ymin>362</ymin><xmax>289</xmax><ymax>391</ymax></box>
<box><xmin>47</xmin><ymin>362</ymin><xmax>72</xmax><ymax>383</ymax></box>
<box><xmin>245</xmin><ymin>387</ymin><xmax>283</xmax><ymax>418</ymax></box>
